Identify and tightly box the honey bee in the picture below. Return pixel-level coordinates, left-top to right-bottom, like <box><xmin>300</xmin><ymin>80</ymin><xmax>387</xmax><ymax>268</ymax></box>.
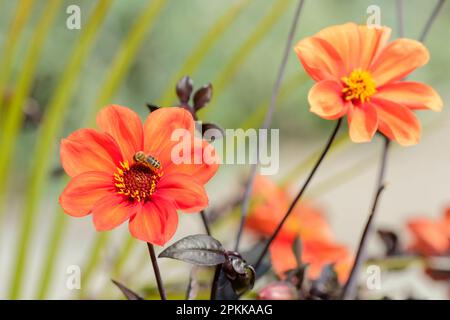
<box><xmin>133</xmin><ymin>151</ymin><xmax>147</xmax><ymax>163</ymax></box>
<box><xmin>133</xmin><ymin>151</ymin><xmax>161</xmax><ymax>171</ymax></box>
<box><xmin>145</xmin><ymin>155</ymin><xmax>161</xmax><ymax>170</ymax></box>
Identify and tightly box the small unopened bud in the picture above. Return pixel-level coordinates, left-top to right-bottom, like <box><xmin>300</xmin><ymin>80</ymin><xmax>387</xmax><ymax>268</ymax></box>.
<box><xmin>257</xmin><ymin>282</ymin><xmax>298</xmax><ymax>300</ymax></box>
<box><xmin>176</xmin><ymin>76</ymin><xmax>194</xmax><ymax>104</ymax></box>
<box><xmin>222</xmin><ymin>253</ymin><xmax>255</xmax><ymax>295</ymax></box>
<box><xmin>193</xmin><ymin>83</ymin><xmax>212</xmax><ymax>110</ymax></box>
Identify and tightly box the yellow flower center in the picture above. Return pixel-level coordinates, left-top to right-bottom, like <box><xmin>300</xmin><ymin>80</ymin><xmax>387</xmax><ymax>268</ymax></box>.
<box><xmin>342</xmin><ymin>69</ymin><xmax>376</xmax><ymax>103</ymax></box>
<box><xmin>114</xmin><ymin>157</ymin><xmax>163</xmax><ymax>202</ymax></box>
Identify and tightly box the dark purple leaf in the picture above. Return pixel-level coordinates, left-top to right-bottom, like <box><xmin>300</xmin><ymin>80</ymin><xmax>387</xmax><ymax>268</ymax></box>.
<box><xmin>158</xmin><ymin>234</ymin><xmax>226</xmax><ymax>266</ymax></box>
<box><xmin>146</xmin><ymin>103</ymin><xmax>160</xmax><ymax>113</ymax></box>
<box><xmin>111</xmin><ymin>279</ymin><xmax>144</xmax><ymax>300</ymax></box>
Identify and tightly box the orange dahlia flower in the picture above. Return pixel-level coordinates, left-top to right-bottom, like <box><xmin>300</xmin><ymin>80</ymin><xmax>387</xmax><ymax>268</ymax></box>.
<box><xmin>59</xmin><ymin>105</ymin><xmax>219</xmax><ymax>246</ymax></box>
<box><xmin>407</xmin><ymin>208</ymin><xmax>450</xmax><ymax>256</ymax></box>
<box><xmin>294</xmin><ymin>23</ymin><xmax>443</xmax><ymax>146</ymax></box>
<box><xmin>245</xmin><ymin>175</ymin><xmax>352</xmax><ymax>283</ymax></box>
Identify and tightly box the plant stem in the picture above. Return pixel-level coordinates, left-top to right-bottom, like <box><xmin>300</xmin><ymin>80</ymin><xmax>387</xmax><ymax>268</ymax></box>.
<box><xmin>340</xmin><ymin>137</ymin><xmax>390</xmax><ymax>300</ymax></box>
<box><xmin>200</xmin><ymin>210</ymin><xmax>211</xmax><ymax>236</ymax></box>
<box><xmin>419</xmin><ymin>0</ymin><xmax>445</xmax><ymax>42</ymax></box>
<box><xmin>210</xmin><ymin>264</ymin><xmax>222</xmax><ymax>300</ymax></box>
<box><xmin>147</xmin><ymin>242</ymin><xmax>167</xmax><ymax>300</ymax></box>
<box><xmin>254</xmin><ymin>118</ymin><xmax>342</xmax><ymax>270</ymax></box>
<box><xmin>234</xmin><ymin>0</ymin><xmax>305</xmax><ymax>251</ymax></box>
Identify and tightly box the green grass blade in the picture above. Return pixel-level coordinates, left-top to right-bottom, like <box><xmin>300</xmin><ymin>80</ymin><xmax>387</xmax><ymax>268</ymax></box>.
<box><xmin>201</xmin><ymin>0</ymin><xmax>293</xmax><ymax>117</ymax></box>
<box><xmin>158</xmin><ymin>0</ymin><xmax>251</xmax><ymax>106</ymax></box>
<box><xmin>0</xmin><ymin>0</ymin><xmax>62</xmax><ymax>216</ymax></box>
<box><xmin>0</xmin><ymin>0</ymin><xmax>36</xmax><ymax>124</ymax></box>
<box><xmin>7</xmin><ymin>0</ymin><xmax>112</xmax><ymax>299</ymax></box>
<box><xmin>78</xmin><ymin>0</ymin><xmax>167</xmax><ymax>298</ymax></box>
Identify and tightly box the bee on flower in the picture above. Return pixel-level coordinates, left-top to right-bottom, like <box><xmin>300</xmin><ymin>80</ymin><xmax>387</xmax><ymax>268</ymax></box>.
<box><xmin>59</xmin><ymin>105</ymin><xmax>219</xmax><ymax>246</ymax></box>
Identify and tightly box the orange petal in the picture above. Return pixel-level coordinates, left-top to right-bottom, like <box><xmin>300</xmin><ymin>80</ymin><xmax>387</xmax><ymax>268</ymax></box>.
<box><xmin>294</xmin><ymin>36</ymin><xmax>345</xmax><ymax>81</ymax></box>
<box><xmin>347</xmin><ymin>102</ymin><xmax>378</xmax><ymax>143</ymax></box>
<box><xmin>252</xmin><ymin>175</ymin><xmax>287</xmax><ymax>206</ymax></box>
<box><xmin>370</xmin><ymin>39</ymin><xmax>429</xmax><ymax>86</ymax></box>
<box><xmin>246</xmin><ymin>175</ymin><xmax>297</xmax><ymax>240</ymax></box>
<box><xmin>143</xmin><ymin>107</ymin><xmax>195</xmax><ymax>166</ymax></box>
<box><xmin>96</xmin><ymin>105</ymin><xmax>144</xmax><ymax>163</ymax></box>
<box><xmin>308</xmin><ymin>80</ymin><xmax>349</xmax><ymax>120</ymax></box>
<box><xmin>315</xmin><ymin>22</ymin><xmax>361</xmax><ymax>72</ymax></box>
<box><xmin>128</xmin><ymin>196</ymin><xmax>178</xmax><ymax>246</ymax></box>
<box><xmin>335</xmin><ymin>255</ymin><xmax>353</xmax><ymax>284</ymax></box>
<box><xmin>408</xmin><ymin>218</ymin><xmax>449</xmax><ymax>256</ymax></box>
<box><xmin>302</xmin><ymin>240</ymin><xmax>351</xmax><ymax>281</ymax></box>
<box><xmin>443</xmin><ymin>208</ymin><xmax>450</xmax><ymax>237</ymax></box>
<box><xmin>92</xmin><ymin>194</ymin><xmax>136</xmax><ymax>231</ymax></box>
<box><xmin>59</xmin><ymin>171</ymin><xmax>114</xmax><ymax>217</ymax></box>
<box><xmin>269</xmin><ymin>239</ymin><xmax>297</xmax><ymax>278</ymax></box>
<box><xmin>164</xmin><ymin>139</ymin><xmax>220</xmax><ymax>184</ymax></box>
<box><xmin>295</xmin><ymin>204</ymin><xmax>334</xmax><ymax>242</ymax></box>
<box><xmin>373</xmin><ymin>98</ymin><xmax>421</xmax><ymax>146</ymax></box>
<box><xmin>357</xmin><ymin>25</ymin><xmax>391</xmax><ymax>70</ymax></box>
<box><xmin>60</xmin><ymin>128</ymin><xmax>122</xmax><ymax>177</ymax></box>
<box><xmin>375</xmin><ymin>81</ymin><xmax>443</xmax><ymax>111</ymax></box>
<box><xmin>157</xmin><ymin>173</ymin><xmax>208</xmax><ymax>213</ymax></box>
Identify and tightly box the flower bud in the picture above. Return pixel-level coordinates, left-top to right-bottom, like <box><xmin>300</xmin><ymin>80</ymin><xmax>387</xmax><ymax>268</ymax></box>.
<box><xmin>193</xmin><ymin>83</ymin><xmax>212</xmax><ymax>110</ymax></box>
<box><xmin>257</xmin><ymin>282</ymin><xmax>298</xmax><ymax>300</ymax></box>
<box><xmin>176</xmin><ymin>76</ymin><xmax>194</xmax><ymax>104</ymax></box>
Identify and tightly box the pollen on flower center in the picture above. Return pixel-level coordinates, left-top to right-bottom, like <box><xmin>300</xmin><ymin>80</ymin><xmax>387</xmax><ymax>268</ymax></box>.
<box><xmin>114</xmin><ymin>157</ymin><xmax>163</xmax><ymax>202</ymax></box>
<box><xmin>341</xmin><ymin>69</ymin><xmax>376</xmax><ymax>103</ymax></box>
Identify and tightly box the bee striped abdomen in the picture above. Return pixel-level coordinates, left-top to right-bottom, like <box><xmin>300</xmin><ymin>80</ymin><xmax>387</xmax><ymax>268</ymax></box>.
<box><xmin>133</xmin><ymin>151</ymin><xmax>161</xmax><ymax>173</ymax></box>
<box><xmin>146</xmin><ymin>155</ymin><xmax>161</xmax><ymax>170</ymax></box>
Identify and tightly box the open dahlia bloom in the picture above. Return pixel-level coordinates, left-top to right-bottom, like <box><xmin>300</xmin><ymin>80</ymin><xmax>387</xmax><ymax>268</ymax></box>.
<box><xmin>295</xmin><ymin>22</ymin><xmax>443</xmax><ymax>146</ymax></box>
<box><xmin>245</xmin><ymin>175</ymin><xmax>352</xmax><ymax>283</ymax></box>
<box><xmin>59</xmin><ymin>105</ymin><xmax>219</xmax><ymax>246</ymax></box>
<box><xmin>407</xmin><ymin>208</ymin><xmax>450</xmax><ymax>256</ymax></box>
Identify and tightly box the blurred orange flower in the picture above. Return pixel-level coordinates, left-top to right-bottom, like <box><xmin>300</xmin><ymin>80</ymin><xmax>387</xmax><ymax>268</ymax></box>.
<box><xmin>246</xmin><ymin>175</ymin><xmax>352</xmax><ymax>283</ymax></box>
<box><xmin>294</xmin><ymin>23</ymin><xmax>442</xmax><ymax>146</ymax></box>
<box><xmin>407</xmin><ymin>208</ymin><xmax>450</xmax><ymax>256</ymax></box>
<box><xmin>59</xmin><ymin>105</ymin><xmax>218</xmax><ymax>246</ymax></box>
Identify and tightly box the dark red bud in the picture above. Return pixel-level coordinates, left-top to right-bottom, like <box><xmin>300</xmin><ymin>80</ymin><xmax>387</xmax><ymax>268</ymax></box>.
<box><xmin>193</xmin><ymin>83</ymin><xmax>212</xmax><ymax>111</ymax></box>
<box><xmin>176</xmin><ymin>76</ymin><xmax>194</xmax><ymax>104</ymax></box>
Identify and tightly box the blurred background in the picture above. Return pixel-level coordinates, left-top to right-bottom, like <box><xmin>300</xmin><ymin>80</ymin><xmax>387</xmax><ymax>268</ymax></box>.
<box><xmin>0</xmin><ymin>0</ymin><xmax>449</xmax><ymax>299</ymax></box>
